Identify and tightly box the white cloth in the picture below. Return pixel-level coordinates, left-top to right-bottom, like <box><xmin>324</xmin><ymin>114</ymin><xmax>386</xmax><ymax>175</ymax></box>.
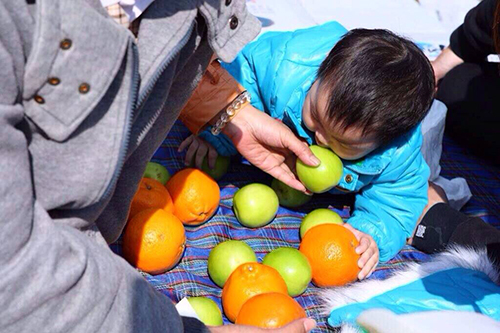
<box><xmin>100</xmin><ymin>0</ymin><xmax>155</xmax><ymax>21</ymax></box>
<box><xmin>356</xmin><ymin>309</ymin><xmax>500</xmax><ymax>333</ymax></box>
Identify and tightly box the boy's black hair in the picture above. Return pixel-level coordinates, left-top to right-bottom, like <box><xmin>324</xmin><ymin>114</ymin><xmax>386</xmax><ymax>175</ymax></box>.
<box><xmin>317</xmin><ymin>29</ymin><xmax>435</xmax><ymax>144</ymax></box>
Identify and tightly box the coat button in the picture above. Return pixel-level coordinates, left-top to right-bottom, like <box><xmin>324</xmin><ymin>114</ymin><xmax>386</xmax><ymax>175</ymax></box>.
<box><xmin>225</xmin><ymin>0</ymin><xmax>232</xmax><ymax>5</ymax></box>
<box><xmin>60</xmin><ymin>39</ymin><xmax>72</xmax><ymax>50</ymax></box>
<box><xmin>229</xmin><ymin>16</ymin><xmax>238</xmax><ymax>30</ymax></box>
<box><xmin>345</xmin><ymin>174</ymin><xmax>353</xmax><ymax>184</ymax></box>
<box><xmin>79</xmin><ymin>83</ymin><xmax>90</xmax><ymax>94</ymax></box>
<box><xmin>48</xmin><ymin>77</ymin><xmax>60</xmax><ymax>86</ymax></box>
<box><xmin>34</xmin><ymin>95</ymin><xmax>45</xmax><ymax>104</ymax></box>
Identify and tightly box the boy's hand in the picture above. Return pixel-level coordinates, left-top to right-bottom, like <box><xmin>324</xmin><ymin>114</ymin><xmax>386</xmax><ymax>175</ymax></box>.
<box><xmin>178</xmin><ymin>135</ymin><xmax>218</xmax><ymax>169</ymax></box>
<box><xmin>343</xmin><ymin>224</ymin><xmax>379</xmax><ymax>280</ymax></box>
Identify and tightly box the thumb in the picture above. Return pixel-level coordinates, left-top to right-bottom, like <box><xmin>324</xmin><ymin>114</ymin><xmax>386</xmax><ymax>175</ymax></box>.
<box><xmin>282</xmin><ymin>132</ymin><xmax>319</xmax><ymax>167</ymax></box>
<box><xmin>279</xmin><ymin>318</ymin><xmax>317</xmax><ymax>333</ymax></box>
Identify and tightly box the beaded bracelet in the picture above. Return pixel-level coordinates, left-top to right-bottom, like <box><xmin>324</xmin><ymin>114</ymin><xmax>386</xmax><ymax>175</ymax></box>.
<box><xmin>211</xmin><ymin>91</ymin><xmax>251</xmax><ymax>135</ymax></box>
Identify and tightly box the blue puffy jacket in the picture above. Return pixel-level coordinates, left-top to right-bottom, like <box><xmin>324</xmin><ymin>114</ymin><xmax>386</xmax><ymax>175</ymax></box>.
<box><xmin>201</xmin><ymin>21</ymin><xmax>430</xmax><ymax>262</ymax></box>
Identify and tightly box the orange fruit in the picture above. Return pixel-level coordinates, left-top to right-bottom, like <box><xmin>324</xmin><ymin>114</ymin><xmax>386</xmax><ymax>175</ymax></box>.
<box><xmin>222</xmin><ymin>262</ymin><xmax>288</xmax><ymax>322</ymax></box>
<box><xmin>129</xmin><ymin>178</ymin><xmax>174</xmax><ymax>220</ymax></box>
<box><xmin>299</xmin><ymin>224</ymin><xmax>360</xmax><ymax>287</ymax></box>
<box><xmin>123</xmin><ymin>208</ymin><xmax>185</xmax><ymax>274</ymax></box>
<box><xmin>236</xmin><ymin>292</ymin><xmax>306</xmax><ymax>328</ymax></box>
<box><xmin>166</xmin><ymin>168</ymin><xmax>220</xmax><ymax>225</ymax></box>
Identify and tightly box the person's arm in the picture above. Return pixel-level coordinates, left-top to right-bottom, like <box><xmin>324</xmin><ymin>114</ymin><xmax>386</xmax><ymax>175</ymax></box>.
<box><xmin>433</xmin><ymin>0</ymin><xmax>497</xmax><ymax>81</ymax></box>
<box><xmin>347</xmin><ymin>132</ymin><xmax>430</xmax><ymax>262</ymax></box>
<box><xmin>179</xmin><ymin>54</ymin><xmax>318</xmax><ymax>192</ymax></box>
<box><xmin>179</xmin><ymin>58</ymin><xmax>247</xmax><ymax>135</ymax></box>
<box><xmin>450</xmin><ymin>0</ymin><xmax>497</xmax><ymax>63</ymax></box>
<box><xmin>0</xmin><ymin>12</ymin><xmax>208</xmax><ymax>333</ymax></box>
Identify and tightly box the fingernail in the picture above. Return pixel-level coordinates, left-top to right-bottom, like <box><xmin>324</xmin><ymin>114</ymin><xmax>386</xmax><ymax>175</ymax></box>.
<box><xmin>311</xmin><ymin>156</ymin><xmax>320</xmax><ymax>166</ymax></box>
<box><xmin>305</xmin><ymin>190</ymin><xmax>313</xmax><ymax>196</ymax></box>
<box><xmin>303</xmin><ymin>319</ymin><xmax>317</xmax><ymax>331</ymax></box>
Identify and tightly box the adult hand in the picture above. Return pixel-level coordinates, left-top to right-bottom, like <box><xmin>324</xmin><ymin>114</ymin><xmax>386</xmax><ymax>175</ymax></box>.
<box><xmin>431</xmin><ymin>46</ymin><xmax>464</xmax><ymax>85</ymax></box>
<box><xmin>223</xmin><ymin>104</ymin><xmax>319</xmax><ymax>193</ymax></box>
<box><xmin>208</xmin><ymin>318</ymin><xmax>317</xmax><ymax>333</ymax></box>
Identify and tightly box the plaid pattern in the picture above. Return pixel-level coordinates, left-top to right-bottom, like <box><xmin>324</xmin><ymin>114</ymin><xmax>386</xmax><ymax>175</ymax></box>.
<box><xmin>105</xmin><ymin>4</ymin><xmax>130</xmax><ymax>28</ymax></box>
<box><xmin>440</xmin><ymin>136</ymin><xmax>500</xmax><ymax>227</ymax></box>
<box><xmin>111</xmin><ymin>121</ymin><xmax>499</xmax><ymax>331</ymax></box>
<box><xmin>111</xmin><ymin>121</ymin><xmax>500</xmax><ymax>331</ymax></box>
<box><xmin>110</xmin><ymin>121</ymin><xmax>500</xmax><ymax>331</ymax></box>
<box><xmin>105</xmin><ymin>4</ymin><xmax>140</xmax><ymax>36</ymax></box>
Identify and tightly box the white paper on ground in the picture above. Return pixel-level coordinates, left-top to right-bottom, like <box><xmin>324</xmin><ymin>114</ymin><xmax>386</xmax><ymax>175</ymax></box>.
<box><xmin>175</xmin><ymin>297</ymin><xmax>201</xmax><ymax>321</ymax></box>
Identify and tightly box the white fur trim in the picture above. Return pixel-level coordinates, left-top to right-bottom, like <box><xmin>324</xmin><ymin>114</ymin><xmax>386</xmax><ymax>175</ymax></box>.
<box><xmin>321</xmin><ymin>246</ymin><xmax>500</xmax><ymax>317</ymax></box>
<box><xmin>339</xmin><ymin>324</ymin><xmax>362</xmax><ymax>333</ymax></box>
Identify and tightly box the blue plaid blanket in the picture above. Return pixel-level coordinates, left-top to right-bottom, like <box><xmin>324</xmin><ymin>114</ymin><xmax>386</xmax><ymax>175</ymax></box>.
<box><xmin>111</xmin><ymin>121</ymin><xmax>499</xmax><ymax>332</ymax></box>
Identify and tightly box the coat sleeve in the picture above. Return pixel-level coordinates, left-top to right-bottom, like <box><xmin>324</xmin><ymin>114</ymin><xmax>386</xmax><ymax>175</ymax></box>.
<box><xmin>346</xmin><ymin>132</ymin><xmax>430</xmax><ymax>262</ymax></box>
<box><xmin>179</xmin><ymin>57</ymin><xmax>246</xmax><ymax>135</ymax></box>
<box><xmin>0</xmin><ymin>8</ymin><xmax>206</xmax><ymax>333</ymax></box>
<box><xmin>197</xmin><ymin>42</ymin><xmax>269</xmax><ymax>155</ymax></box>
<box><xmin>450</xmin><ymin>0</ymin><xmax>497</xmax><ymax>62</ymax></box>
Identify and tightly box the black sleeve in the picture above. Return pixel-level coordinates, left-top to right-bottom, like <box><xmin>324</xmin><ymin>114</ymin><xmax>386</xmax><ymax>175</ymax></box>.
<box><xmin>450</xmin><ymin>0</ymin><xmax>498</xmax><ymax>62</ymax></box>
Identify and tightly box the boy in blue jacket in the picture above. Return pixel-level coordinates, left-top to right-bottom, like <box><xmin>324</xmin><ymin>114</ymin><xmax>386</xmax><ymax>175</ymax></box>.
<box><xmin>181</xmin><ymin>22</ymin><xmax>435</xmax><ymax>279</ymax></box>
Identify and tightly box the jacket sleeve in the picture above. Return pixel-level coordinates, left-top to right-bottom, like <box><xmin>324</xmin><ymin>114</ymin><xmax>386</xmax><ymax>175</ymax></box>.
<box><xmin>0</xmin><ymin>20</ymin><xmax>207</xmax><ymax>333</ymax></box>
<box><xmin>346</xmin><ymin>132</ymin><xmax>430</xmax><ymax>262</ymax></box>
<box><xmin>450</xmin><ymin>0</ymin><xmax>497</xmax><ymax>62</ymax></box>
<box><xmin>179</xmin><ymin>57</ymin><xmax>246</xmax><ymax>134</ymax></box>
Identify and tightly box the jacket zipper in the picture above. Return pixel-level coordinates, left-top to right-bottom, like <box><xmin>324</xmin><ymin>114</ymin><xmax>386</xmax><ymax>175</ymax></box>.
<box><xmin>136</xmin><ymin>21</ymin><xmax>195</xmax><ymax>109</ymax></box>
<box><xmin>100</xmin><ymin>22</ymin><xmax>195</xmax><ymax>202</ymax></box>
<box><xmin>101</xmin><ymin>41</ymin><xmax>140</xmax><ymax>201</ymax></box>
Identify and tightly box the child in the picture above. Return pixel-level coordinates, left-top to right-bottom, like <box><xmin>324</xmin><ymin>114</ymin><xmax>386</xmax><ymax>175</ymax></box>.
<box><xmin>181</xmin><ymin>22</ymin><xmax>435</xmax><ymax>279</ymax></box>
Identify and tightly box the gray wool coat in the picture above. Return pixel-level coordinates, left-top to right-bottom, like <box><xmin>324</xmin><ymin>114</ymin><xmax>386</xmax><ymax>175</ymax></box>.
<box><xmin>0</xmin><ymin>0</ymin><xmax>259</xmax><ymax>331</ymax></box>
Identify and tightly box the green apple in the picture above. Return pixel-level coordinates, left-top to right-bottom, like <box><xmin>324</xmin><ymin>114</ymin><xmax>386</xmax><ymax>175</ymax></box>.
<box><xmin>262</xmin><ymin>247</ymin><xmax>312</xmax><ymax>297</ymax></box>
<box><xmin>201</xmin><ymin>156</ymin><xmax>230</xmax><ymax>181</ymax></box>
<box><xmin>300</xmin><ymin>208</ymin><xmax>344</xmax><ymax>238</ymax></box>
<box><xmin>296</xmin><ymin>145</ymin><xmax>343</xmax><ymax>193</ymax></box>
<box><xmin>208</xmin><ymin>240</ymin><xmax>257</xmax><ymax>287</ymax></box>
<box><xmin>233</xmin><ymin>183</ymin><xmax>279</xmax><ymax>228</ymax></box>
<box><xmin>187</xmin><ymin>297</ymin><xmax>223</xmax><ymax>326</ymax></box>
<box><xmin>143</xmin><ymin>162</ymin><xmax>170</xmax><ymax>185</ymax></box>
<box><xmin>271</xmin><ymin>178</ymin><xmax>312</xmax><ymax>208</ymax></box>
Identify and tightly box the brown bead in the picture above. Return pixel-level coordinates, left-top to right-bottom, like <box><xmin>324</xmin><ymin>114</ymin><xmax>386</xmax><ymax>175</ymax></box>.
<box><xmin>345</xmin><ymin>174</ymin><xmax>353</xmax><ymax>184</ymax></box>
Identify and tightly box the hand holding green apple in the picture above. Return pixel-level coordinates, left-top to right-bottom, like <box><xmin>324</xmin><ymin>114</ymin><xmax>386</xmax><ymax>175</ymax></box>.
<box><xmin>296</xmin><ymin>145</ymin><xmax>343</xmax><ymax>193</ymax></box>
